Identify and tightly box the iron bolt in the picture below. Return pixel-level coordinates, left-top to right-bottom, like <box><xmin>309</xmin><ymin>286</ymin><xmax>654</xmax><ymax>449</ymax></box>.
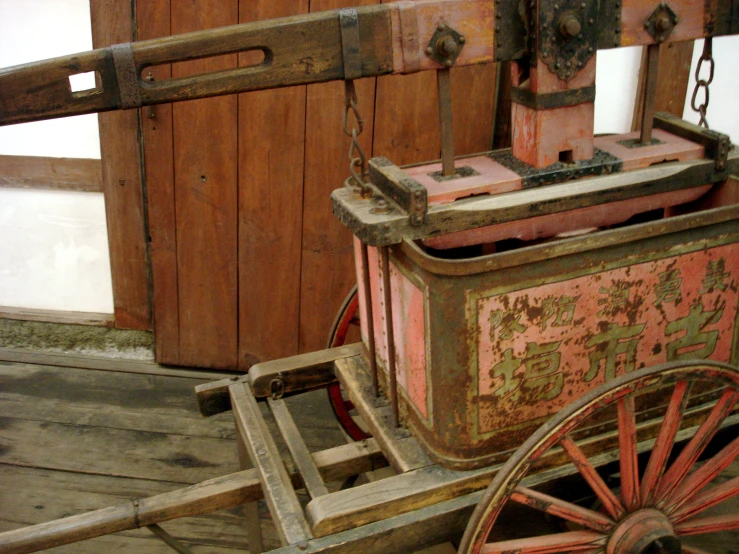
<box><xmin>656</xmin><ymin>13</ymin><xmax>672</xmax><ymax>32</ymax></box>
<box><xmin>559</xmin><ymin>13</ymin><xmax>582</xmax><ymax>38</ymax></box>
<box><xmin>438</xmin><ymin>36</ymin><xmax>459</xmax><ymax>57</ymax></box>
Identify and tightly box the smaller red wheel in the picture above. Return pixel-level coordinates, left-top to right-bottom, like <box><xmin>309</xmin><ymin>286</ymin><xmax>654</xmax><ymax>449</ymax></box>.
<box><xmin>326</xmin><ymin>285</ymin><xmax>371</xmax><ymax>441</ymax></box>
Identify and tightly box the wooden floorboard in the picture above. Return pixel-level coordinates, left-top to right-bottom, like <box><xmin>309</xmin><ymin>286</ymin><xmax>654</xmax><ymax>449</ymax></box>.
<box><xmin>0</xmin><ymin>353</ymin><xmax>344</xmax><ymax>553</ymax></box>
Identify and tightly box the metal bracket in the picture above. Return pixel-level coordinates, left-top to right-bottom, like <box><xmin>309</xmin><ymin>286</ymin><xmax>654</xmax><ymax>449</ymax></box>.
<box><xmin>645</xmin><ymin>3</ymin><xmax>679</xmax><ymax>43</ymax></box>
<box><xmin>424</xmin><ymin>23</ymin><xmax>465</xmax><ymax>68</ymax></box>
<box><xmin>111</xmin><ymin>43</ymin><xmax>142</xmax><ymax>109</ymax></box>
<box><xmin>368</xmin><ymin>157</ymin><xmax>428</xmax><ymax>226</ymax></box>
<box><xmin>339</xmin><ymin>9</ymin><xmax>363</xmax><ymax>80</ymax></box>
<box><xmin>538</xmin><ymin>0</ymin><xmax>599</xmax><ymax>81</ymax></box>
<box><xmin>489</xmin><ymin>148</ymin><xmax>622</xmax><ymax>188</ymax></box>
<box><xmin>653</xmin><ymin>112</ymin><xmax>732</xmax><ymax>171</ymax></box>
<box><xmin>511</xmin><ymin>85</ymin><xmax>596</xmax><ymax>110</ymax></box>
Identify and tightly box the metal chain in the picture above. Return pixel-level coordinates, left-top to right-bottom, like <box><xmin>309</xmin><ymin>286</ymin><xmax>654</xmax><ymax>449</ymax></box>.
<box><xmin>690</xmin><ymin>38</ymin><xmax>714</xmax><ymax>129</ymax></box>
<box><xmin>342</xmin><ymin>80</ymin><xmax>370</xmax><ymax>196</ymax></box>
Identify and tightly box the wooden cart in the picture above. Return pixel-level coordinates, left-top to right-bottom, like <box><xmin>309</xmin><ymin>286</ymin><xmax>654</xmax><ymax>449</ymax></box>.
<box><xmin>1</xmin><ymin>0</ymin><xmax>739</xmax><ymax>552</ymax></box>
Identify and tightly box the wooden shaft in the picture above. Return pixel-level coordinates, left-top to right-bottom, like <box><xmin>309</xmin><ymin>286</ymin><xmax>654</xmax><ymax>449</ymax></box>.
<box><xmin>2</xmin><ymin>1</ymin><xmax>735</xmax><ymax>127</ymax></box>
<box><xmin>0</xmin><ymin>440</ymin><xmax>386</xmax><ymax>554</ymax></box>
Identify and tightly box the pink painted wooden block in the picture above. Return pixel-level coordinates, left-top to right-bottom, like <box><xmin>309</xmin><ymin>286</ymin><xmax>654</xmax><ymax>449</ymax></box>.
<box><xmin>594</xmin><ymin>129</ymin><xmax>705</xmax><ymax>171</ymax></box>
<box><xmin>403</xmin><ymin>156</ymin><xmax>522</xmax><ymax>206</ymax></box>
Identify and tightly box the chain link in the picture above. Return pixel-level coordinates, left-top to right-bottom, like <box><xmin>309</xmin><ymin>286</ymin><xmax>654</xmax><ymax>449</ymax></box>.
<box><xmin>690</xmin><ymin>38</ymin><xmax>714</xmax><ymax>129</ymax></box>
<box><xmin>342</xmin><ymin>80</ymin><xmax>370</xmax><ymax>196</ymax></box>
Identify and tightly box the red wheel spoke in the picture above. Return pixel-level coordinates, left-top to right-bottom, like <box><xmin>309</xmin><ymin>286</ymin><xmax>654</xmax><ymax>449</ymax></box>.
<box><xmin>666</xmin><ymin>434</ymin><xmax>739</xmax><ymax>513</ymax></box>
<box><xmin>617</xmin><ymin>396</ymin><xmax>640</xmax><ymax>510</ymax></box>
<box><xmin>560</xmin><ymin>436</ymin><xmax>625</xmax><ymax>520</ymax></box>
<box><xmin>641</xmin><ymin>381</ymin><xmax>691</xmax><ymax>505</ymax></box>
<box><xmin>675</xmin><ymin>513</ymin><xmax>739</xmax><ymax>536</ymax></box>
<box><xmin>657</xmin><ymin>389</ymin><xmax>739</xmax><ymax>501</ymax></box>
<box><xmin>481</xmin><ymin>530</ymin><xmax>605</xmax><ymax>553</ymax></box>
<box><xmin>510</xmin><ymin>486</ymin><xmax>614</xmax><ymax>533</ymax></box>
<box><xmin>673</xmin><ymin>475</ymin><xmax>739</xmax><ymax>523</ymax></box>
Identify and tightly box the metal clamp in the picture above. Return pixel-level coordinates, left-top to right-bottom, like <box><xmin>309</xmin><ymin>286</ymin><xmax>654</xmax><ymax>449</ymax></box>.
<box><xmin>339</xmin><ymin>9</ymin><xmax>362</xmax><ymax>80</ymax></box>
<box><xmin>111</xmin><ymin>43</ymin><xmax>142</xmax><ymax>109</ymax></box>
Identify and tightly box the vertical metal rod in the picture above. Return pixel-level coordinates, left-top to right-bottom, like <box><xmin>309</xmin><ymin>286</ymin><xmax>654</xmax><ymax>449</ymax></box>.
<box><xmin>380</xmin><ymin>245</ymin><xmax>399</xmax><ymax>428</ymax></box>
<box><xmin>147</xmin><ymin>524</ymin><xmax>196</xmax><ymax>554</ymax></box>
<box><xmin>360</xmin><ymin>241</ymin><xmax>379</xmax><ymax>397</ymax></box>
<box><xmin>437</xmin><ymin>67</ymin><xmax>455</xmax><ymax>176</ymax></box>
<box><xmin>640</xmin><ymin>43</ymin><xmax>661</xmax><ymax>145</ymax></box>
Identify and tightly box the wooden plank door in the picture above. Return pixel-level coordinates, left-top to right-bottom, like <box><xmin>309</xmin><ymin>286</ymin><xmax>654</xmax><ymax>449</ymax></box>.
<box><xmin>141</xmin><ymin>0</ymin><xmax>498</xmax><ymax>370</ymax></box>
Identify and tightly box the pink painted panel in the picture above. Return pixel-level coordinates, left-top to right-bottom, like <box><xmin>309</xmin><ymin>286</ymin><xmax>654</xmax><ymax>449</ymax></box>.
<box><xmin>354</xmin><ymin>237</ymin><xmax>428</xmax><ymax>417</ymax></box>
<box><xmin>476</xmin><ymin>243</ymin><xmax>739</xmax><ymax>434</ymax></box>
<box><xmin>390</xmin><ymin>264</ymin><xmax>428</xmax><ymax>417</ymax></box>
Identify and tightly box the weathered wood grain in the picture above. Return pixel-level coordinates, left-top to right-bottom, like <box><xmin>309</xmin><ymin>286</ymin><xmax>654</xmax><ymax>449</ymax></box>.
<box><xmin>138</xmin><ymin>0</ymin><xmax>181</xmax><ymax>365</ymax></box>
<box><xmin>237</xmin><ymin>0</ymin><xmax>308</xmax><ymax>369</ymax></box>
<box><xmin>171</xmin><ymin>0</ymin><xmax>239</xmax><ymax>369</ymax></box>
<box><xmin>230</xmin><ymin>382</ymin><xmax>312</xmax><ymax>545</ymax></box>
<box><xmin>91</xmin><ymin>0</ymin><xmax>152</xmax><ymax>331</ymax></box>
<box><xmin>0</xmin><ymin>307</ymin><xmax>112</xmax><ymax>327</ymax></box>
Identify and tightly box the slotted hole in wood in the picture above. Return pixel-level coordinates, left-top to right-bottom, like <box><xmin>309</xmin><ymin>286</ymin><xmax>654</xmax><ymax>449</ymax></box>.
<box><xmin>160</xmin><ymin>49</ymin><xmax>269</xmax><ymax>80</ymax></box>
<box><xmin>69</xmin><ymin>71</ymin><xmax>101</xmax><ymax>96</ymax></box>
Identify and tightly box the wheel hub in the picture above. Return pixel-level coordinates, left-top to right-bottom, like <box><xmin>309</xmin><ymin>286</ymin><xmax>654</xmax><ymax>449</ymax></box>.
<box><xmin>607</xmin><ymin>509</ymin><xmax>680</xmax><ymax>554</ymax></box>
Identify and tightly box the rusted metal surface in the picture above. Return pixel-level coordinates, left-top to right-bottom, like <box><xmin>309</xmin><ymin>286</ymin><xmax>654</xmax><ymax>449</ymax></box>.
<box><xmin>353</xmin><ymin>204</ymin><xmax>739</xmax><ymax>469</ymax></box>
<box><xmin>537</xmin><ymin>0</ymin><xmax>599</xmax><ymax>81</ymax></box>
<box><xmin>639</xmin><ymin>43</ymin><xmax>661</xmax><ymax>144</ymax></box>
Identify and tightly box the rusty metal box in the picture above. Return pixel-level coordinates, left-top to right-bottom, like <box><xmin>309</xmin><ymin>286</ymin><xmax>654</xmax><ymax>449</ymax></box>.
<box><xmin>354</xmin><ymin>201</ymin><xmax>739</xmax><ymax>470</ymax></box>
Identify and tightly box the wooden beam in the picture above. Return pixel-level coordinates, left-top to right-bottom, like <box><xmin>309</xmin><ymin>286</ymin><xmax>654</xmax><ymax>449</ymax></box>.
<box><xmin>0</xmin><ymin>307</ymin><xmax>113</xmax><ymax>327</ymax></box>
<box><xmin>0</xmin><ymin>347</ymin><xmax>234</xmax><ymax>381</ymax></box>
<box><xmin>90</xmin><ymin>0</ymin><xmax>152</xmax><ymax>331</ymax></box>
<box><xmin>230</xmin><ymin>382</ymin><xmax>313</xmax><ymax>546</ymax></box>
<box><xmin>0</xmin><ymin>439</ymin><xmax>386</xmax><ymax>554</ymax></box>
<box><xmin>0</xmin><ymin>155</ymin><xmax>103</xmax><ymax>192</ymax></box>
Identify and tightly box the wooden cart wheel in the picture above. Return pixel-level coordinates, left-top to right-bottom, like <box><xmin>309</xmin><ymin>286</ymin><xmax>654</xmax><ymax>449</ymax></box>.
<box><xmin>458</xmin><ymin>360</ymin><xmax>739</xmax><ymax>554</ymax></box>
<box><xmin>326</xmin><ymin>285</ymin><xmax>371</xmax><ymax>441</ymax></box>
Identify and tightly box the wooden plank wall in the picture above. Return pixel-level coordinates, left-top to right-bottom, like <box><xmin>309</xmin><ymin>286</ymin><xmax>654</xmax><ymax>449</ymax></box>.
<box><xmin>90</xmin><ymin>0</ymin><xmax>152</xmax><ymax>331</ymax></box>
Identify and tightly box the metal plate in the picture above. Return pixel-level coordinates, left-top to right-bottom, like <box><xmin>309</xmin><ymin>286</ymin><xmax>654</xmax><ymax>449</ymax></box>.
<box><xmin>489</xmin><ymin>147</ymin><xmax>622</xmax><ymax>188</ymax></box>
<box><xmin>538</xmin><ymin>0</ymin><xmax>599</xmax><ymax>81</ymax></box>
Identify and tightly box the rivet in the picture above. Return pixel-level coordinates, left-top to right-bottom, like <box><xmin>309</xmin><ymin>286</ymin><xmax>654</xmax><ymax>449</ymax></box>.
<box><xmin>588</xmin><ymin>46</ymin><xmax>593</xmax><ymax>53</ymax></box>
<box><xmin>444</xmin><ymin>58</ymin><xmax>453</xmax><ymax>67</ymax></box>
<box><xmin>496</xmin><ymin>25</ymin><xmax>501</xmax><ymax>32</ymax></box>
<box><xmin>459</xmin><ymin>35</ymin><xmax>466</xmax><ymax>43</ymax></box>
<box><xmin>554</xmin><ymin>61</ymin><xmax>561</xmax><ymax>69</ymax></box>
<box><xmin>425</xmin><ymin>46</ymin><xmax>433</xmax><ymax>55</ymax></box>
<box><xmin>588</xmin><ymin>18</ymin><xmax>594</xmax><ymax>24</ymax></box>
<box><xmin>496</xmin><ymin>13</ymin><xmax>501</xmax><ymax>19</ymax></box>
<box><xmin>437</xmin><ymin>23</ymin><xmax>446</xmax><ymax>31</ymax></box>
<box><xmin>554</xmin><ymin>3</ymin><xmax>559</xmax><ymax>9</ymax></box>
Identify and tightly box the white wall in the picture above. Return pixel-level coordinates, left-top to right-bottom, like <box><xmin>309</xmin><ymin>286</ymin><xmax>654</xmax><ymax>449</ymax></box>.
<box><xmin>0</xmin><ymin>0</ymin><xmax>113</xmax><ymax>314</ymax></box>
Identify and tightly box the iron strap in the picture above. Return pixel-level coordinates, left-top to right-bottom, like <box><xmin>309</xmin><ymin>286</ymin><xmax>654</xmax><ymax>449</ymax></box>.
<box><xmin>111</xmin><ymin>43</ymin><xmax>142</xmax><ymax>110</ymax></box>
<box><xmin>510</xmin><ymin>85</ymin><xmax>596</xmax><ymax>111</ymax></box>
<box><xmin>339</xmin><ymin>9</ymin><xmax>362</xmax><ymax>80</ymax></box>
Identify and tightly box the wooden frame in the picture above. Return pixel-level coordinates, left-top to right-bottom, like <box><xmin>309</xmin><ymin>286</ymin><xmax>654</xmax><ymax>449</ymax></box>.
<box><xmin>0</xmin><ymin>155</ymin><xmax>103</xmax><ymax>193</ymax></box>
